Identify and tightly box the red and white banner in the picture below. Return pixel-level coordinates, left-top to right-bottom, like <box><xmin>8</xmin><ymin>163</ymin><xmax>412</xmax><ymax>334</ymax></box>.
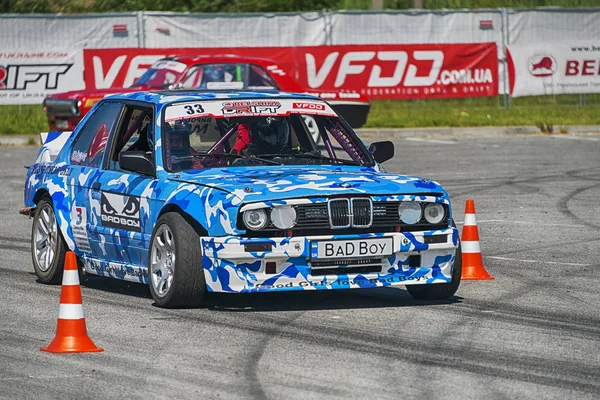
<box><xmin>84</xmin><ymin>43</ymin><xmax>498</xmax><ymax>100</ymax></box>
<box><xmin>508</xmin><ymin>43</ymin><xmax>600</xmax><ymax>97</ymax></box>
<box><xmin>296</xmin><ymin>43</ymin><xmax>498</xmax><ymax>99</ymax></box>
<box><xmin>0</xmin><ymin>51</ymin><xmax>84</xmax><ymax>105</ymax></box>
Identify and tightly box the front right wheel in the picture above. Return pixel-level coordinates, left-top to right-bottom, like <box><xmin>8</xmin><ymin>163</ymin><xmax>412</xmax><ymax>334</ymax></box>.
<box><xmin>148</xmin><ymin>212</ymin><xmax>206</xmax><ymax>308</ymax></box>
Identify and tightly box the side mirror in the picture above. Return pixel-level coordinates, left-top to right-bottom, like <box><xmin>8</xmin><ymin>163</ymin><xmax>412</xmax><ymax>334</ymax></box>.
<box><xmin>369</xmin><ymin>141</ymin><xmax>394</xmax><ymax>164</ymax></box>
<box><xmin>119</xmin><ymin>151</ymin><xmax>155</xmax><ymax>177</ymax></box>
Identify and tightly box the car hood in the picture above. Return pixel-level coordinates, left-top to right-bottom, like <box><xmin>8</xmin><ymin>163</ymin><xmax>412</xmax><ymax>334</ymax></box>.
<box><xmin>169</xmin><ymin>165</ymin><xmax>445</xmax><ymax>203</ymax></box>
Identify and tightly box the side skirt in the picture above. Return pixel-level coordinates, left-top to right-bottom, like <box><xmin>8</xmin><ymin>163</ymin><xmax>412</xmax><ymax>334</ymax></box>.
<box><xmin>82</xmin><ymin>255</ymin><xmax>149</xmax><ymax>284</ymax></box>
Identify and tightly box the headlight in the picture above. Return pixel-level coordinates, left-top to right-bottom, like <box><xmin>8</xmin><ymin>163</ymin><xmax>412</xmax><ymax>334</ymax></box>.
<box><xmin>424</xmin><ymin>203</ymin><xmax>445</xmax><ymax>224</ymax></box>
<box><xmin>271</xmin><ymin>206</ymin><xmax>297</xmax><ymax>230</ymax></box>
<box><xmin>398</xmin><ymin>202</ymin><xmax>422</xmax><ymax>224</ymax></box>
<box><xmin>243</xmin><ymin>209</ymin><xmax>269</xmax><ymax>230</ymax></box>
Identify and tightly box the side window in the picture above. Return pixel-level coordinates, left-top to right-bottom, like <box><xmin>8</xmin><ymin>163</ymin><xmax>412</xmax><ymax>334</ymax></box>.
<box><xmin>108</xmin><ymin>106</ymin><xmax>154</xmax><ymax>170</ymax></box>
<box><xmin>70</xmin><ymin>102</ymin><xmax>122</xmax><ymax>167</ymax></box>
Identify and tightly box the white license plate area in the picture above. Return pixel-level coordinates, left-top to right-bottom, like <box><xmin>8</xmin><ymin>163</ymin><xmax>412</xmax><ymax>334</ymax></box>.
<box><xmin>56</xmin><ymin>119</ymin><xmax>69</xmax><ymax>130</ymax></box>
<box><xmin>311</xmin><ymin>238</ymin><xmax>393</xmax><ymax>260</ymax></box>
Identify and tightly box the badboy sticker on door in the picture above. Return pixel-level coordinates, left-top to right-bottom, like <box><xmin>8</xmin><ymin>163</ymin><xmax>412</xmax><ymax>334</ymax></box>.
<box><xmin>100</xmin><ymin>192</ymin><xmax>141</xmax><ymax>232</ymax></box>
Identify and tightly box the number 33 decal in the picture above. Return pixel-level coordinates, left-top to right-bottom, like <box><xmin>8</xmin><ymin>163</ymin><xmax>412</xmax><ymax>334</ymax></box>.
<box><xmin>184</xmin><ymin>104</ymin><xmax>204</xmax><ymax>114</ymax></box>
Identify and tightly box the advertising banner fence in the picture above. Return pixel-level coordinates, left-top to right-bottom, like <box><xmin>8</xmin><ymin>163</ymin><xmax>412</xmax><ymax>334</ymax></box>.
<box><xmin>508</xmin><ymin>43</ymin><xmax>600</xmax><ymax>97</ymax></box>
<box><xmin>83</xmin><ymin>43</ymin><xmax>498</xmax><ymax>100</ymax></box>
<box><xmin>0</xmin><ymin>51</ymin><xmax>84</xmax><ymax>105</ymax></box>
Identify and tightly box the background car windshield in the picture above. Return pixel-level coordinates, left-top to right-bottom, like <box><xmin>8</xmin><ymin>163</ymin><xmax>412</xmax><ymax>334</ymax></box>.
<box><xmin>180</xmin><ymin>63</ymin><xmax>278</xmax><ymax>90</ymax></box>
<box><xmin>133</xmin><ymin>60</ymin><xmax>187</xmax><ymax>87</ymax></box>
<box><xmin>162</xmin><ymin>108</ymin><xmax>372</xmax><ymax>172</ymax></box>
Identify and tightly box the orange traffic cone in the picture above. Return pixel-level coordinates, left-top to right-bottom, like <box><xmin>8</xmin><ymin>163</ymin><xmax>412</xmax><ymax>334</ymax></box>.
<box><xmin>41</xmin><ymin>252</ymin><xmax>103</xmax><ymax>353</ymax></box>
<box><xmin>460</xmin><ymin>200</ymin><xmax>494</xmax><ymax>280</ymax></box>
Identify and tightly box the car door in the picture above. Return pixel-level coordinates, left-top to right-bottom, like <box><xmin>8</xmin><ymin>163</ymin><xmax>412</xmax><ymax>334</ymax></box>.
<box><xmin>67</xmin><ymin>101</ymin><xmax>123</xmax><ymax>257</ymax></box>
<box><xmin>86</xmin><ymin>103</ymin><xmax>159</xmax><ymax>268</ymax></box>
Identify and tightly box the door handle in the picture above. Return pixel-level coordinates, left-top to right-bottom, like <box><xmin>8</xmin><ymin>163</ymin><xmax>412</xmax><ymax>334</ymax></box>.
<box><xmin>92</xmin><ymin>182</ymin><xmax>101</xmax><ymax>191</ymax></box>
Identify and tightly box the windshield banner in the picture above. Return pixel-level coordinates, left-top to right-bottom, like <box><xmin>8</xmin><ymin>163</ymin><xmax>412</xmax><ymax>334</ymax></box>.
<box><xmin>83</xmin><ymin>43</ymin><xmax>498</xmax><ymax>100</ymax></box>
<box><xmin>165</xmin><ymin>99</ymin><xmax>337</xmax><ymax>122</ymax></box>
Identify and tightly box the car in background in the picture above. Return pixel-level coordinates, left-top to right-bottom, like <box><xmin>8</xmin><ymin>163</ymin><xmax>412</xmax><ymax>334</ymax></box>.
<box><xmin>24</xmin><ymin>90</ymin><xmax>461</xmax><ymax>308</ymax></box>
<box><xmin>43</xmin><ymin>55</ymin><xmax>371</xmax><ymax>132</ymax></box>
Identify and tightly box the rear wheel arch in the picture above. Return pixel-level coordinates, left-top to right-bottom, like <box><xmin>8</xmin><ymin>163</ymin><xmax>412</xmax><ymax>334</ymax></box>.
<box><xmin>33</xmin><ymin>189</ymin><xmax>51</xmax><ymax>205</ymax></box>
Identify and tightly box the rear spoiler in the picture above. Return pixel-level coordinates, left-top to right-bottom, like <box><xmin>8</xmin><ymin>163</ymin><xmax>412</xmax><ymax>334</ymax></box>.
<box><xmin>36</xmin><ymin>131</ymin><xmax>73</xmax><ymax>163</ymax></box>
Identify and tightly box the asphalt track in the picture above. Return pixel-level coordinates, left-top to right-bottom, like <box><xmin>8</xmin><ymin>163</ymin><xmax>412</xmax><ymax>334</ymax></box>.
<box><xmin>1</xmin><ymin>134</ymin><xmax>599</xmax><ymax>399</ymax></box>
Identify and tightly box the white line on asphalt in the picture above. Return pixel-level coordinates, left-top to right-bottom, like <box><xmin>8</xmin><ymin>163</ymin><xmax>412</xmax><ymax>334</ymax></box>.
<box><xmin>552</xmin><ymin>135</ymin><xmax>600</xmax><ymax>142</ymax></box>
<box><xmin>404</xmin><ymin>138</ymin><xmax>458</xmax><ymax>144</ymax></box>
<box><xmin>456</xmin><ymin>219</ymin><xmax>584</xmax><ymax>228</ymax></box>
<box><xmin>485</xmin><ymin>256</ymin><xmax>591</xmax><ymax>266</ymax></box>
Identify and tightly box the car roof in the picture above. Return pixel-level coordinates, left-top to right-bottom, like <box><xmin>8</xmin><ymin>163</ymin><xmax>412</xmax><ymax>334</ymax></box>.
<box><xmin>108</xmin><ymin>90</ymin><xmax>323</xmax><ymax>105</ymax></box>
<box><xmin>163</xmin><ymin>54</ymin><xmax>282</xmax><ymax>66</ymax></box>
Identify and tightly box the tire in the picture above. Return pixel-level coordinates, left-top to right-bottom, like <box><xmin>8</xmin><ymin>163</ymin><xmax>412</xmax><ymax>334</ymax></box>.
<box><xmin>406</xmin><ymin>225</ymin><xmax>462</xmax><ymax>301</ymax></box>
<box><xmin>31</xmin><ymin>197</ymin><xmax>68</xmax><ymax>284</ymax></box>
<box><xmin>148</xmin><ymin>212</ymin><xmax>206</xmax><ymax>308</ymax></box>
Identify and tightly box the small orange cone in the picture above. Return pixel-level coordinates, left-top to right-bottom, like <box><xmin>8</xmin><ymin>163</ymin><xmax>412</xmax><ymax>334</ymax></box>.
<box><xmin>461</xmin><ymin>200</ymin><xmax>494</xmax><ymax>280</ymax></box>
<box><xmin>41</xmin><ymin>252</ymin><xmax>103</xmax><ymax>353</ymax></box>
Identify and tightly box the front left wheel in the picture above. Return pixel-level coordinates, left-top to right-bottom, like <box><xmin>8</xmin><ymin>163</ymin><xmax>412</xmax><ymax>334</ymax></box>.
<box><xmin>148</xmin><ymin>212</ymin><xmax>206</xmax><ymax>308</ymax></box>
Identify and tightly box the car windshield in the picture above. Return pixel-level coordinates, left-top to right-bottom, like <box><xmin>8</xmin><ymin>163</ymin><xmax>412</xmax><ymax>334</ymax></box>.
<box><xmin>132</xmin><ymin>60</ymin><xmax>187</xmax><ymax>88</ymax></box>
<box><xmin>179</xmin><ymin>63</ymin><xmax>279</xmax><ymax>90</ymax></box>
<box><xmin>162</xmin><ymin>99</ymin><xmax>374</xmax><ymax>172</ymax></box>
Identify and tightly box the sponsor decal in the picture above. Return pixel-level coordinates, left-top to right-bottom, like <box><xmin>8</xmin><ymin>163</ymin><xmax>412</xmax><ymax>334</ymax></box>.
<box><xmin>71</xmin><ymin>150</ymin><xmax>87</xmax><ymax>164</ymax></box>
<box><xmin>300</xmin><ymin>44</ymin><xmax>498</xmax><ymax>98</ymax></box>
<box><xmin>254</xmin><ymin>275</ymin><xmax>424</xmax><ymax>289</ymax></box>
<box><xmin>0</xmin><ymin>51</ymin><xmax>84</xmax><ymax>105</ymax></box>
<box><xmin>221</xmin><ymin>100</ymin><xmax>282</xmax><ymax>115</ymax></box>
<box><xmin>293</xmin><ymin>102</ymin><xmax>326</xmax><ymax>110</ymax></box>
<box><xmin>70</xmin><ymin>205</ymin><xmax>92</xmax><ymax>253</ymax></box>
<box><xmin>100</xmin><ymin>192</ymin><xmax>141</xmax><ymax>232</ymax></box>
<box><xmin>0</xmin><ymin>64</ymin><xmax>72</xmax><ymax>90</ymax></box>
<box><xmin>508</xmin><ymin>43</ymin><xmax>600</xmax><ymax>97</ymax></box>
<box><xmin>86</xmin><ymin>259</ymin><xmax>148</xmax><ymax>278</ymax></box>
<box><xmin>528</xmin><ymin>54</ymin><xmax>557</xmax><ymax>77</ymax></box>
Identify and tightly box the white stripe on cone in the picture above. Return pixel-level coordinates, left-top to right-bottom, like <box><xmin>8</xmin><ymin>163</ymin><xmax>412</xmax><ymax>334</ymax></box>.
<box><xmin>58</xmin><ymin>304</ymin><xmax>85</xmax><ymax>320</ymax></box>
<box><xmin>464</xmin><ymin>214</ymin><xmax>477</xmax><ymax>226</ymax></box>
<box><xmin>462</xmin><ymin>240</ymin><xmax>481</xmax><ymax>254</ymax></box>
<box><xmin>61</xmin><ymin>270</ymin><xmax>80</xmax><ymax>286</ymax></box>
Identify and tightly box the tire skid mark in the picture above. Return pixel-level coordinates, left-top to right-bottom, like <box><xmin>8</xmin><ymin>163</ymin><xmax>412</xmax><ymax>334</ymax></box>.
<box><xmin>10</xmin><ymin>266</ymin><xmax>600</xmax><ymax>395</ymax></box>
<box><xmin>0</xmin><ymin>235</ymin><xmax>30</xmax><ymax>244</ymax></box>
<box><xmin>162</xmin><ymin>306</ymin><xmax>600</xmax><ymax>394</ymax></box>
<box><xmin>482</xmin><ymin>261</ymin><xmax>599</xmax><ymax>312</ymax></box>
<box><xmin>557</xmin><ymin>184</ymin><xmax>600</xmax><ymax>230</ymax></box>
<box><xmin>447</xmin><ymin>298</ymin><xmax>600</xmax><ymax>341</ymax></box>
<box><xmin>242</xmin><ymin>314</ymin><xmax>303</xmax><ymax>399</ymax></box>
<box><xmin>447</xmin><ymin>168</ymin><xmax>593</xmax><ymax>198</ymax></box>
<box><xmin>487</xmin><ymin>236</ymin><xmax>600</xmax><ymax>258</ymax></box>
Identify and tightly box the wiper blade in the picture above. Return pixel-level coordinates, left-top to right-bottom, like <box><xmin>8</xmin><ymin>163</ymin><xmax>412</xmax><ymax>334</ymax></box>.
<box><xmin>175</xmin><ymin>152</ymin><xmax>282</xmax><ymax>165</ymax></box>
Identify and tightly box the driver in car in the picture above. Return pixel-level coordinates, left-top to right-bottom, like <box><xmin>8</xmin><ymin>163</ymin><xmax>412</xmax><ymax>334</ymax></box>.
<box><xmin>166</xmin><ymin>119</ymin><xmax>203</xmax><ymax>171</ymax></box>
<box><xmin>232</xmin><ymin>116</ymin><xmax>290</xmax><ymax>156</ymax></box>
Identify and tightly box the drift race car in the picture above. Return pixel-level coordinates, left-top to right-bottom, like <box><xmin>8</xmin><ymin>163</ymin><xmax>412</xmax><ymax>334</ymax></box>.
<box><xmin>43</xmin><ymin>55</ymin><xmax>370</xmax><ymax>132</ymax></box>
<box><xmin>23</xmin><ymin>90</ymin><xmax>461</xmax><ymax>308</ymax></box>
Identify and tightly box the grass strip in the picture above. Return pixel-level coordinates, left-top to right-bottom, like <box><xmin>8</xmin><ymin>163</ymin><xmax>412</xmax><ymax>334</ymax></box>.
<box><xmin>1</xmin><ymin>95</ymin><xmax>600</xmax><ymax>134</ymax></box>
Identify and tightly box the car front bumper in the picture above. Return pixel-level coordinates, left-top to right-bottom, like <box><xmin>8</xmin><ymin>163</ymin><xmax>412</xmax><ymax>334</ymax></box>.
<box><xmin>201</xmin><ymin>228</ymin><xmax>459</xmax><ymax>293</ymax></box>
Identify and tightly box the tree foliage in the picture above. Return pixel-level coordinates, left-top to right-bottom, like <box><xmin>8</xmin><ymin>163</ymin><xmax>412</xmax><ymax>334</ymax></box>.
<box><xmin>1</xmin><ymin>0</ymin><xmax>598</xmax><ymax>13</ymax></box>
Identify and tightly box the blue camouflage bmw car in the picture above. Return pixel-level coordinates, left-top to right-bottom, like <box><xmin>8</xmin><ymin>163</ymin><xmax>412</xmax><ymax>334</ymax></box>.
<box><xmin>22</xmin><ymin>90</ymin><xmax>461</xmax><ymax>308</ymax></box>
